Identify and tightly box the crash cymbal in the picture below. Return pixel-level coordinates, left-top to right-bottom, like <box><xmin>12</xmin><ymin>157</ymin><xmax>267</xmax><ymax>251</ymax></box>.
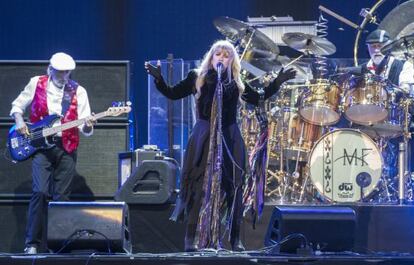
<box><xmin>379</xmin><ymin>0</ymin><xmax>414</xmax><ymax>39</ymax></box>
<box><xmin>381</xmin><ymin>33</ymin><xmax>414</xmax><ymax>60</ymax></box>
<box><xmin>282</xmin><ymin>32</ymin><xmax>336</xmax><ymax>56</ymax></box>
<box><xmin>213</xmin><ymin>16</ymin><xmax>279</xmax><ymax>54</ymax></box>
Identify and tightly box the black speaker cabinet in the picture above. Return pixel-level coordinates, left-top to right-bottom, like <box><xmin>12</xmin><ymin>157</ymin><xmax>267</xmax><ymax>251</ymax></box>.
<box><xmin>115</xmin><ymin>160</ymin><xmax>177</xmax><ymax>204</ymax></box>
<box><xmin>0</xmin><ymin>122</ymin><xmax>129</xmax><ymax>199</ymax></box>
<box><xmin>0</xmin><ymin>61</ymin><xmax>131</xmax><ymax>199</ymax></box>
<box><xmin>0</xmin><ymin>61</ymin><xmax>129</xmax><ymax>117</ymax></box>
<box><xmin>264</xmin><ymin>206</ymin><xmax>356</xmax><ymax>253</ymax></box>
<box><xmin>47</xmin><ymin>201</ymin><xmax>131</xmax><ymax>253</ymax></box>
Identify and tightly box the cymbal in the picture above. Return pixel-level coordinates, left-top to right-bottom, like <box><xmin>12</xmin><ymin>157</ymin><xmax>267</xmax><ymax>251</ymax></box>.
<box><xmin>213</xmin><ymin>16</ymin><xmax>279</xmax><ymax>54</ymax></box>
<box><xmin>247</xmin><ymin>55</ymin><xmax>288</xmax><ymax>73</ymax></box>
<box><xmin>282</xmin><ymin>32</ymin><xmax>336</xmax><ymax>56</ymax></box>
<box><xmin>381</xmin><ymin>33</ymin><xmax>414</xmax><ymax>60</ymax></box>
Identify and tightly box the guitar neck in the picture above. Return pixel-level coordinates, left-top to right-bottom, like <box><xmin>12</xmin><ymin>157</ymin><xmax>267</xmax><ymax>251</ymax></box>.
<box><xmin>42</xmin><ymin>111</ymin><xmax>107</xmax><ymax>137</ymax></box>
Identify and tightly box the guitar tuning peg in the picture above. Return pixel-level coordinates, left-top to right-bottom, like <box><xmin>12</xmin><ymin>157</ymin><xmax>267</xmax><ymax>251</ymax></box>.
<box><xmin>112</xmin><ymin>101</ymin><xmax>117</xmax><ymax>107</ymax></box>
<box><xmin>126</xmin><ymin>101</ymin><xmax>132</xmax><ymax>106</ymax></box>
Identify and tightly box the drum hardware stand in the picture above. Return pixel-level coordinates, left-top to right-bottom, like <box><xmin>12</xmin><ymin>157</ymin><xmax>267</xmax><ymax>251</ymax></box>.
<box><xmin>298</xmin><ymin>168</ymin><xmax>311</xmax><ymax>203</ymax></box>
<box><xmin>266</xmin><ymin>169</ymin><xmax>284</xmax><ymax>198</ymax></box>
<box><xmin>376</xmin><ymin>138</ymin><xmax>395</xmax><ymax>203</ymax></box>
<box><xmin>293</xmin><ymin>123</ymin><xmax>306</xmax><ymax>176</ymax></box>
<box><xmin>265</xmin><ymin>99</ymin><xmax>291</xmax><ymax>200</ymax></box>
<box><xmin>398</xmin><ymin>141</ymin><xmax>407</xmax><ymax>204</ymax></box>
<box><xmin>399</xmin><ymin>98</ymin><xmax>413</xmax><ymax>204</ymax></box>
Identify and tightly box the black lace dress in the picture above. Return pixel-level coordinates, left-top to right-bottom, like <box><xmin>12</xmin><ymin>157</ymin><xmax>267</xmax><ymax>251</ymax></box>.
<box><xmin>153</xmin><ymin>69</ymin><xmax>281</xmax><ymax>248</ymax></box>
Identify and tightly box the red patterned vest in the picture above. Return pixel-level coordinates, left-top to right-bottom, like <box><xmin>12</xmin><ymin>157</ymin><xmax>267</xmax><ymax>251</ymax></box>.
<box><xmin>30</xmin><ymin>75</ymin><xmax>80</xmax><ymax>153</ymax></box>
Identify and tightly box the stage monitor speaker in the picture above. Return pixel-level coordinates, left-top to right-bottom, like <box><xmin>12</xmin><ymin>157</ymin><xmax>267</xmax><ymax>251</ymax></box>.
<box><xmin>264</xmin><ymin>206</ymin><xmax>356</xmax><ymax>254</ymax></box>
<box><xmin>115</xmin><ymin>160</ymin><xmax>177</xmax><ymax>204</ymax></box>
<box><xmin>47</xmin><ymin>201</ymin><xmax>131</xmax><ymax>254</ymax></box>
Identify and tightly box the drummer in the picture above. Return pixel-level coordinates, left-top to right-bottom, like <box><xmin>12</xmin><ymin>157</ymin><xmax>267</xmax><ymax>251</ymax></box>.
<box><xmin>365</xmin><ymin>29</ymin><xmax>414</xmax><ymax>173</ymax></box>
<box><xmin>364</xmin><ymin>29</ymin><xmax>414</xmax><ymax>92</ymax></box>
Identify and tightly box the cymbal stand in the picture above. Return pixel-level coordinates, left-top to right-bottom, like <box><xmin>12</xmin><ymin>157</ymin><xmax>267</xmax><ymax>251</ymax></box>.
<box><xmin>266</xmin><ymin>118</ymin><xmax>283</xmax><ymax>199</ymax></box>
<box><xmin>278</xmin><ymin>94</ymin><xmax>291</xmax><ymax>203</ymax></box>
<box><xmin>399</xmin><ymin>98</ymin><xmax>413</xmax><ymax>203</ymax></box>
<box><xmin>265</xmin><ymin>96</ymin><xmax>289</xmax><ymax>200</ymax></box>
<box><xmin>239</xmin><ymin>29</ymin><xmax>256</xmax><ymax>61</ymax></box>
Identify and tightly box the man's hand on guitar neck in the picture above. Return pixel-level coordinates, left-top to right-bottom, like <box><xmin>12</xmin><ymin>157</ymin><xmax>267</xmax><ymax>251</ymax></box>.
<box><xmin>82</xmin><ymin>113</ymin><xmax>97</xmax><ymax>134</ymax></box>
<box><xmin>12</xmin><ymin>112</ymin><xmax>29</xmax><ymax>136</ymax></box>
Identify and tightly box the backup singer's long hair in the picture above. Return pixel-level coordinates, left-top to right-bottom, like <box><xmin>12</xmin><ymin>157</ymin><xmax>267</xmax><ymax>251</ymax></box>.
<box><xmin>195</xmin><ymin>40</ymin><xmax>244</xmax><ymax>99</ymax></box>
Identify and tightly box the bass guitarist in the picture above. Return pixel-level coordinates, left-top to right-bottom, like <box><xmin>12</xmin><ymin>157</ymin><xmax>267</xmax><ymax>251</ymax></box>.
<box><xmin>10</xmin><ymin>52</ymin><xmax>96</xmax><ymax>254</ymax></box>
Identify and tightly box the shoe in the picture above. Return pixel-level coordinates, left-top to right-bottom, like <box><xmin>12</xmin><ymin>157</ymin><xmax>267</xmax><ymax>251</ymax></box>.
<box><xmin>24</xmin><ymin>246</ymin><xmax>37</xmax><ymax>254</ymax></box>
<box><xmin>231</xmin><ymin>240</ymin><xmax>245</xmax><ymax>252</ymax></box>
<box><xmin>184</xmin><ymin>243</ymin><xmax>198</xmax><ymax>252</ymax></box>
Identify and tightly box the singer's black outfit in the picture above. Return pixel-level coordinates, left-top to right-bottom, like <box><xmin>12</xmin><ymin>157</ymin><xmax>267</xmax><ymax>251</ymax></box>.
<box><xmin>153</xmin><ymin>69</ymin><xmax>282</xmax><ymax>250</ymax></box>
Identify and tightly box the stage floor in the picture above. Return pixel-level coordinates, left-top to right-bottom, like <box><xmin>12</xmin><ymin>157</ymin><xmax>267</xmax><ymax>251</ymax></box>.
<box><xmin>2</xmin><ymin>252</ymin><xmax>414</xmax><ymax>265</ymax></box>
<box><xmin>1</xmin><ymin>201</ymin><xmax>414</xmax><ymax>262</ymax></box>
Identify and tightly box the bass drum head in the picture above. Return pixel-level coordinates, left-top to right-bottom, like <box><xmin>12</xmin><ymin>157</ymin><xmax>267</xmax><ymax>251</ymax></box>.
<box><xmin>309</xmin><ymin>129</ymin><xmax>383</xmax><ymax>202</ymax></box>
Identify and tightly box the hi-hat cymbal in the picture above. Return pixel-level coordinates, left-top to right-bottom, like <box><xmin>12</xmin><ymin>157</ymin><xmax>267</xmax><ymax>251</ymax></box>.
<box><xmin>213</xmin><ymin>16</ymin><xmax>279</xmax><ymax>54</ymax></box>
<box><xmin>381</xmin><ymin>33</ymin><xmax>414</xmax><ymax>60</ymax></box>
<box><xmin>282</xmin><ymin>32</ymin><xmax>336</xmax><ymax>56</ymax></box>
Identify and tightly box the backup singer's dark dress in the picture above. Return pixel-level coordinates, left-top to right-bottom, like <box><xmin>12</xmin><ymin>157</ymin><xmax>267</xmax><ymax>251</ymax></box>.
<box><xmin>154</xmin><ymin>69</ymin><xmax>281</xmax><ymax>247</ymax></box>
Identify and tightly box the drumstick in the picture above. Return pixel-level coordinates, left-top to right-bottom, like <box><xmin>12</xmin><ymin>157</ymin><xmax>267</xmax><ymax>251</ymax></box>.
<box><xmin>246</xmin><ymin>54</ymin><xmax>305</xmax><ymax>84</ymax></box>
<box><xmin>319</xmin><ymin>5</ymin><xmax>360</xmax><ymax>30</ymax></box>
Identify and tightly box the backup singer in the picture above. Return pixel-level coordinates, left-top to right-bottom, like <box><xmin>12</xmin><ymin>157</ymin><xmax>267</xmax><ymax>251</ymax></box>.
<box><xmin>145</xmin><ymin>40</ymin><xmax>295</xmax><ymax>251</ymax></box>
<box><xmin>10</xmin><ymin>52</ymin><xmax>95</xmax><ymax>254</ymax></box>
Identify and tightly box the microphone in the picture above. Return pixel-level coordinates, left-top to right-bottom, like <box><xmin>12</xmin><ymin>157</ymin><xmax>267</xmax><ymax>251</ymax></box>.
<box><xmin>216</xmin><ymin>62</ymin><xmax>223</xmax><ymax>81</ymax></box>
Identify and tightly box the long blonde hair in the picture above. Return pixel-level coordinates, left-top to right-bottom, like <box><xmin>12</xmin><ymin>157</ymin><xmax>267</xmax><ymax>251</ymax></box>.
<box><xmin>195</xmin><ymin>40</ymin><xmax>244</xmax><ymax>99</ymax></box>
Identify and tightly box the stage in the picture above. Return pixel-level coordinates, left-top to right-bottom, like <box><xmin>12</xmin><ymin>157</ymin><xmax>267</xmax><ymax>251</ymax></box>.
<box><xmin>2</xmin><ymin>251</ymin><xmax>414</xmax><ymax>265</ymax></box>
<box><xmin>1</xmin><ymin>202</ymin><xmax>414</xmax><ymax>264</ymax></box>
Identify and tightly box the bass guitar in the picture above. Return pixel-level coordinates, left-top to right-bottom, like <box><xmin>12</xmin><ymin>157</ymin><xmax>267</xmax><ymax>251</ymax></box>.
<box><xmin>7</xmin><ymin>103</ymin><xmax>131</xmax><ymax>162</ymax></box>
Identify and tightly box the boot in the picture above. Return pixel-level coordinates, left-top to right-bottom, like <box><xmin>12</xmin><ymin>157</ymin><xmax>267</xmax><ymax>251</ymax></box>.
<box><xmin>231</xmin><ymin>238</ymin><xmax>245</xmax><ymax>252</ymax></box>
<box><xmin>184</xmin><ymin>224</ymin><xmax>198</xmax><ymax>252</ymax></box>
<box><xmin>230</xmin><ymin>228</ymin><xmax>245</xmax><ymax>251</ymax></box>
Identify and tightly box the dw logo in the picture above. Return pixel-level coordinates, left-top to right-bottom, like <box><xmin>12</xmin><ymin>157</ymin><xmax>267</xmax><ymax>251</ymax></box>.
<box><xmin>339</xmin><ymin>182</ymin><xmax>353</xmax><ymax>191</ymax></box>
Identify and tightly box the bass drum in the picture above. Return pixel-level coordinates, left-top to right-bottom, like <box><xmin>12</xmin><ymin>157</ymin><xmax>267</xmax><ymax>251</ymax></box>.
<box><xmin>309</xmin><ymin>129</ymin><xmax>383</xmax><ymax>202</ymax></box>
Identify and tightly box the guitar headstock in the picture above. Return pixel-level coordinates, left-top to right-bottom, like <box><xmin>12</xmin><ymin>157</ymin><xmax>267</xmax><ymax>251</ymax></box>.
<box><xmin>106</xmin><ymin>101</ymin><xmax>132</xmax><ymax>116</ymax></box>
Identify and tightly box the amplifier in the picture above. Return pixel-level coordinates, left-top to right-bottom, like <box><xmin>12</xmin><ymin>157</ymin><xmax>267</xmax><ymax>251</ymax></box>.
<box><xmin>118</xmin><ymin>146</ymin><xmax>161</xmax><ymax>187</ymax></box>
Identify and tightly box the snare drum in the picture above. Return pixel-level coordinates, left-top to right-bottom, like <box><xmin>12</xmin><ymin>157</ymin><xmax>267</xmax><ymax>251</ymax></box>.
<box><xmin>343</xmin><ymin>74</ymin><xmax>388</xmax><ymax>125</ymax></box>
<box><xmin>309</xmin><ymin>129</ymin><xmax>383</xmax><ymax>202</ymax></box>
<box><xmin>299</xmin><ymin>79</ymin><xmax>342</xmax><ymax>126</ymax></box>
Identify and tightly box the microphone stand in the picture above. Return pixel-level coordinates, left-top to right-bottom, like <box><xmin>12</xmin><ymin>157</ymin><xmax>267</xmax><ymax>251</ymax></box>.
<box><xmin>167</xmin><ymin>53</ymin><xmax>174</xmax><ymax>158</ymax></box>
<box><xmin>215</xmin><ymin>64</ymin><xmax>224</xmax><ymax>175</ymax></box>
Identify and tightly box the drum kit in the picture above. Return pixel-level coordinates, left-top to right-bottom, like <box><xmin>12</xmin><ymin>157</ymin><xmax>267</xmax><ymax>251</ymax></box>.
<box><xmin>214</xmin><ymin>16</ymin><xmax>414</xmax><ymax>204</ymax></box>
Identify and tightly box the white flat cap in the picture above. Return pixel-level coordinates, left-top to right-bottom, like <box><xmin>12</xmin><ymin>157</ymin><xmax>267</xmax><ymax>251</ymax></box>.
<box><xmin>50</xmin><ymin>52</ymin><xmax>76</xmax><ymax>71</ymax></box>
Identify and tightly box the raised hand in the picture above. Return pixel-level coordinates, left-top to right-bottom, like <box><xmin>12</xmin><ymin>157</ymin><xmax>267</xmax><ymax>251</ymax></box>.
<box><xmin>144</xmin><ymin>60</ymin><xmax>162</xmax><ymax>80</ymax></box>
<box><xmin>275</xmin><ymin>67</ymin><xmax>297</xmax><ymax>85</ymax></box>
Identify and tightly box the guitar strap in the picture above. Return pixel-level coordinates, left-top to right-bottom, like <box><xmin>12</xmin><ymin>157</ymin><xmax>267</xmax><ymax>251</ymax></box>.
<box><xmin>61</xmin><ymin>81</ymin><xmax>77</xmax><ymax>116</ymax></box>
<box><xmin>61</xmin><ymin>80</ymin><xmax>79</xmax><ymax>153</ymax></box>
